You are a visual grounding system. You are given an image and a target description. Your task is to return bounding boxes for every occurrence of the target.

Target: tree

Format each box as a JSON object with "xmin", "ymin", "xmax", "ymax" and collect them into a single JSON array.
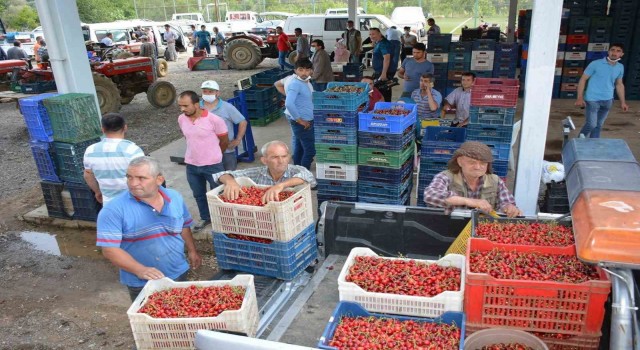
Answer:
[
  {"xmin": 76, "ymin": 0, "xmax": 136, "ymax": 23},
  {"xmin": 1, "ymin": 0, "xmax": 40, "ymax": 31}
]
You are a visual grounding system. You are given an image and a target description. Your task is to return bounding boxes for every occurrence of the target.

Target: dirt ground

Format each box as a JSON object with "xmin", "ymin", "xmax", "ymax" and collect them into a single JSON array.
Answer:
[{"xmin": 0, "ymin": 52, "xmax": 639, "ymax": 349}]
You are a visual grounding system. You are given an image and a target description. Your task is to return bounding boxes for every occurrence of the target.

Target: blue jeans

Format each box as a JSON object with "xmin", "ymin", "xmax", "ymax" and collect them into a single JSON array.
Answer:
[
  {"xmin": 198, "ymin": 42, "xmax": 211, "ymax": 54},
  {"xmin": 312, "ymin": 82, "xmax": 327, "ymax": 91},
  {"xmin": 186, "ymin": 163, "xmax": 224, "ymax": 221},
  {"xmin": 222, "ymin": 151, "xmax": 238, "ymax": 171},
  {"xmin": 389, "ymin": 40, "xmax": 401, "ymax": 74},
  {"xmin": 289, "ymin": 120, "xmax": 316, "ymax": 170},
  {"xmin": 279, "ymin": 51, "xmax": 293, "ymax": 70},
  {"xmin": 579, "ymin": 99, "xmax": 613, "ymax": 138}
]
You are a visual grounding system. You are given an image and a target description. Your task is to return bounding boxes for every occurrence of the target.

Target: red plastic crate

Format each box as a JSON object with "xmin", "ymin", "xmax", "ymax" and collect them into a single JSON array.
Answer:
[
  {"xmin": 465, "ymin": 323, "xmax": 602, "ymax": 350},
  {"xmin": 464, "ymin": 238, "xmax": 611, "ymax": 336},
  {"xmin": 470, "ymin": 78, "xmax": 519, "ymax": 107},
  {"xmin": 566, "ymin": 34, "xmax": 589, "ymax": 44}
]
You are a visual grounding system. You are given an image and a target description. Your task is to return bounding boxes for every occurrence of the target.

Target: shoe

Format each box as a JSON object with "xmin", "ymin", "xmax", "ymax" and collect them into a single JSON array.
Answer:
[{"xmin": 193, "ymin": 219, "xmax": 211, "ymax": 231}]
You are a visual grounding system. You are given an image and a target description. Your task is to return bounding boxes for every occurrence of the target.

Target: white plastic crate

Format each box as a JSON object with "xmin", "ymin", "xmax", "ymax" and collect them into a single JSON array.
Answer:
[
  {"xmin": 338, "ymin": 247, "xmax": 465, "ymax": 318},
  {"xmin": 559, "ymin": 35, "xmax": 567, "ymax": 44},
  {"xmin": 471, "ymin": 59, "xmax": 494, "ymax": 71},
  {"xmin": 206, "ymin": 177, "xmax": 314, "ymax": 241},
  {"xmin": 471, "ymin": 50, "xmax": 495, "ymax": 60},
  {"xmin": 556, "ymin": 51, "xmax": 565, "ymax": 60},
  {"xmin": 127, "ymin": 275, "xmax": 259, "ymax": 350},
  {"xmin": 565, "ymin": 51, "xmax": 586, "ymax": 61},
  {"xmin": 587, "ymin": 43, "xmax": 609, "ymax": 52},
  {"xmin": 316, "ymin": 163, "xmax": 358, "ymax": 181},
  {"xmin": 427, "ymin": 53, "xmax": 448, "ymax": 63}
]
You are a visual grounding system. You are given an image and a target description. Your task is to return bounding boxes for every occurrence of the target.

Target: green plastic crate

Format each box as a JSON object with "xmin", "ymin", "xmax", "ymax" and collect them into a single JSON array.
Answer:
[
  {"xmin": 250, "ymin": 110, "xmax": 282, "ymax": 127},
  {"xmin": 43, "ymin": 93, "xmax": 102, "ymax": 143},
  {"xmin": 358, "ymin": 142, "xmax": 415, "ymax": 168},
  {"xmin": 315, "ymin": 144, "xmax": 358, "ymax": 165}
]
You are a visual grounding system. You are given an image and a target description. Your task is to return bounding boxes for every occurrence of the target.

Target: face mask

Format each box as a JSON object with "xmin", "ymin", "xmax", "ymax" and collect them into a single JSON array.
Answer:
[
  {"xmin": 310, "ymin": 47, "xmax": 317, "ymax": 53},
  {"xmin": 296, "ymin": 75, "xmax": 311, "ymax": 82},
  {"xmin": 202, "ymin": 95, "xmax": 217, "ymax": 103},
  {"xmin": 607, "ymin": 56, "xmax": 621, "ymax": 62}
]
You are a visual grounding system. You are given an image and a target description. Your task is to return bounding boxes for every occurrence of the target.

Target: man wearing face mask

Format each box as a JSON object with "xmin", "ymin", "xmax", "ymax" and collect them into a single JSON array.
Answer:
[
  {"xmin": 285, "ymin": 58, "xmax": 315, "ymax": 170},
  {"xmin": 310, "ymin": 39, "xmax": 333, "ymax": 92},
  {"xmin": 400, "ymin": 27, "xmax": 418, "ymax": 63},
  {"xmin": 575, "ymin": 43, "xmax": 629, "ymax": 138},
  {"xmin": 200, "ymin": 81, "xmax": 248, "ymax": 171}
]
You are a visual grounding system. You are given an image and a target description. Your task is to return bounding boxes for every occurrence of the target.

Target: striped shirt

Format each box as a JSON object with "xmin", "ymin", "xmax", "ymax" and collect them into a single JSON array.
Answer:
[
  {"xmin": 212, "ymin": 164, "xmax": 317, "ymax": 187},
  {"xmin": 83, "ymin": 138, "xmax": 145, "ymax": 203},
  {"xmin": 96, "ymin": 187, "xmax": 193, "ymax": 287},
  {"xmin": 411, "ymin": 88, "xmax": 442, "ymax": 119}
]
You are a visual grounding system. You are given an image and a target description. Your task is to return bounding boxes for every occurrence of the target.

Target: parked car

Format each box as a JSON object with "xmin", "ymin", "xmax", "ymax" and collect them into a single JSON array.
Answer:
[{"xmin": 391, "ymin": 7, "xmax": 427, "ymax": 39}]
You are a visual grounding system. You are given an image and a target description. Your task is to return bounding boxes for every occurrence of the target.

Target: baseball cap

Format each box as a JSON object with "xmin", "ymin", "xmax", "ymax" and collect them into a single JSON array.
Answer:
[{"xmin": 200, "ymin": 80, "xmax": 220, "ymax": 90}]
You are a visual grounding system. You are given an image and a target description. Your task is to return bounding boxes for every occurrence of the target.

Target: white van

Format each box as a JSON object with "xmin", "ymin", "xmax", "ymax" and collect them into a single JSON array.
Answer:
[
  {"xmin": 391, "ymin": 7, "xmax": 427, "ymax": 38},
  {"xmin": 283, "ymin": 14, "xmax": 395, "ymax": 54},
  {"xmin": 171, "ymin": 13, "xmax": 205, "ymax": 22},
  {"xmin": 225, "ymin": 11, "xmax": 264, "ymax": 32},
  {"xmin": 325, "ymin": 7, "xmax": 365, "ymax": 15}
]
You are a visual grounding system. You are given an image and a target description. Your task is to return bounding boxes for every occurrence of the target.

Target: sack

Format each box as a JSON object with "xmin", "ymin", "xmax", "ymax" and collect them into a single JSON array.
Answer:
[{"xmin": 541, "ymin": 160, "xmax": 565, "ymax": 183}]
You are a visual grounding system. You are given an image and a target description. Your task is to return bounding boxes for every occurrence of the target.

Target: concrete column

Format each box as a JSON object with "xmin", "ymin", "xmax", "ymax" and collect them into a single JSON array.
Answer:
[
  {"xmin": 348, "ymin": 0, "xmax": 358, "ymax": 23},
  {"xmin": 507, "ymin": 0, "xmax": 518, "ymax": 43},
  {"xmin": 34, "ymin": 0, "xmax": 99, "ymax": 111},
  {"xmin": 513, "ymin": 0, "xmax": 563, "ymax": 215}
]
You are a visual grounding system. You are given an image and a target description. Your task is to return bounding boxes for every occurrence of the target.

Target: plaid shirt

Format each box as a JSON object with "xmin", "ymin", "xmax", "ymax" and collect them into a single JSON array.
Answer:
[
  {"xmin": 423, "ymin": 172, "xmax": 515, "ymax": 212},
  {"xmin": 213, "ymin": 165, "xmax": 317, "ymax": 187}
]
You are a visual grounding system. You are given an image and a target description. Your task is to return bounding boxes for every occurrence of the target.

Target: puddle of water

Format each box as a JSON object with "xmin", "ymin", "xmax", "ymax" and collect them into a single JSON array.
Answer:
[{"xmin": 19, "ymin": 230, "xmax": 103, "ymax": 258}]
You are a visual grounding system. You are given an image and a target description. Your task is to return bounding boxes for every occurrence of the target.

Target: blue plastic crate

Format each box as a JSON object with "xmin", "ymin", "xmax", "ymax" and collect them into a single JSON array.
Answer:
[
  {"xmin": 472, "ymin": 70, "xmax": 493, "ymax": 78},
  {"xmin": 317, "ymin": 194, "xmax": 358, "ymax": 204},
  {"xmin": 427, "ymin": 34, "xmax": 452, "ymax": 52},
  {"xmin": 65, "ymin": 181, "xmax": 101, "ymax": 221},
  {"xmin": 318, "ymin": 302, "xmax": 465, "ymax": 350},
  {"xmin": 21, "ymin": 81, "xmax": 57, "ymax": 94},
  {"xmin": 560, "ymin": 91, "xmax": 578, "ymax": 99},
  {"xmin": 449, "ymin": 41, "xmax": 473, "ymax": 53},
  {"xmin": 422, "ymin": 141, "xmax": 463, "ymax": 159},
  {"xmin": 493, "ymin": 159, "xmax": 509, "ymax": 177},
  {"xmin": 448, "ymin": 52, "xmax": 472, "ymax": 63},
  {"xmin": 562, "ymin": 75, "xmax": 580, "ymax": 84},
  {"xmin": 448, "ymin": 61, "xmax": 471, "ymax": 71},
  {"xmin": 424, "ymin": 126, "xmax": 466, "ymax": 142},
  {"xmin": 313, "ymin": 110, "xmax": 358, "ymax": 128},
  {"xmin": 342, "ymin": 63, "xmax": 364, "ymax": 78},
  {"xmin": 466, "ymin": 124, "xmax": 513, "ymax": 143},
  {"xmin": 246, "ymin": 103, "xmax": 278, "ymax": 119},
  {"xmin": 19, "ymin": 93, "xmax": 58, "ymax": 142},
  {"xmin": 251, "ymin": 69, "xmax": 292, "ymax": 85},
  {"xmin": 566, "ymin": 43, "xmax": 588, "ymax": 52},
  {"xmin": 359, "ymin": 187, "xmax": 411, "ymax": 206},
  {"xmin": 30, "ymin": 141, "xmax": 60, "ymax": 182},
  {"xmin": 495, "ymin": 42, "xmax": 519, "ymax": 56},
  {"xmin": 40, "ymin": 181, "xmax": 69, "ymax": 219},
  {"xmin": 484, "ymin": 141, "xmax": 511, "ymax": 161},
  {"xmin": 563, "ymin": 59, "xmax": 585, "ymax": 68},
  {"xmin": 234, "ymin": 86, "xmax": 277, "ymax": 103},
  {"xmin": 586, "ymin": 51, "xmax": 607, "ymax": 60},
  {"xmin": 53, "ymin": 138, "xmax": 100, "ymax": 183},
  {"xmin": 357, "ymin": 126, "xmax": 413, "ymax": 150},
  {"xmin": 358, "ymin": 102, "xmax": 417, "ymax": 134},
  {"xmin": 468, "ymin": 106, "xmax": 516, "ymax": 126},
  {"xmin": 314, "ymin": 126, "xmax": 358, "ymax": 145},
  {"xmin": 213, "ymin": 223, "xmax": 317, "ymax": 280},
  {"xmin": 313, "ymin": 82, "xmax": 370, "ymax": 111},
  {"xmin": 316, "ymin": 179, "xmax": 358, "ymax": 197},
  {"xmin": 358, "ymin": 173, "xmax": 412, "ymax": 197},
  {"xmin": 357, "ymin": 158, "xmax": 413, "ymax": 183},
  {"xmin": 420, "ymin": 157, "xmax": 450, "ymax": 178},
  {"xmin": 472, "ymin": 39, "xmax": 497, "ymax": 51}
]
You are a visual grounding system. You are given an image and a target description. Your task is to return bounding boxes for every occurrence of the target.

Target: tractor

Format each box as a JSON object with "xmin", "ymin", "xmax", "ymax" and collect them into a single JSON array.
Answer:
[
  {"xmin": 0, "ymin": 59, "xmax": 29, "ymax": 91},
  {"xmin": 223, "ymin": 31, "xmax": 306, "ymax": 70}
]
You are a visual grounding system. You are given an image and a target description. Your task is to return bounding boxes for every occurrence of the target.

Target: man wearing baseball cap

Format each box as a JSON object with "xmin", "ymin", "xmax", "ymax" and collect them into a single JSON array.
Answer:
[
  {"xmin": 423, "ymin": 141, "xmax": 522, "ymax": 217},
  {"xmin": 200, "ymin": 80, "xmax": 248, "ymax": 171}
]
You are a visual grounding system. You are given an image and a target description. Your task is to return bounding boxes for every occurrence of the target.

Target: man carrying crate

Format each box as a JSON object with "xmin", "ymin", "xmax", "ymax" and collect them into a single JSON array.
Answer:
[{"xmin": 213, "ymin": 141, "xmax": 316, "ymax": 203}]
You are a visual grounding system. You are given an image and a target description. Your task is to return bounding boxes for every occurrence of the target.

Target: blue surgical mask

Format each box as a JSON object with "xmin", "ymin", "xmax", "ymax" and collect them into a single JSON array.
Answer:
[{"xmin": 310, "ymin": 47, "xmax": 317, "ymax": 53}]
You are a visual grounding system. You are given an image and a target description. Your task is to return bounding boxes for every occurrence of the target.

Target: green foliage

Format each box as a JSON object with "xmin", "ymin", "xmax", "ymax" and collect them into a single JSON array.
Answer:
[
  {"xmin": 1, "ymin": 0, "xmax": 39, "ymax": 31},
  {"xmin": 76, "ymin": 0, "xmax": 136, "ymax": 23}
]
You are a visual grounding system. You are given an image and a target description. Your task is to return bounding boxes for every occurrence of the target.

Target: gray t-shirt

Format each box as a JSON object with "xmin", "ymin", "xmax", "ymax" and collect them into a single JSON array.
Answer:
[
  {"xmin": 297, "ymin": 36, "xmax": 310, "ymax": 59},
  {"xmin": 401, "ymin": 59, "xmax": 435, "ymax": 92},
  {"xmin": 7, "ymin": 47, "xmax": 28, "ymax": 60},
  {"xmin": 201, "ymin": 100, "xmax": 246, "ymax": 153},
  {"xmin": 445, "ymin": 87, "xmax": 472, "ymax": 124}
]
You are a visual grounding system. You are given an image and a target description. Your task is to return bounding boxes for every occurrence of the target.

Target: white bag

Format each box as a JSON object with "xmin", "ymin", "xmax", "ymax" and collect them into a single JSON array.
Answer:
[{"xmin": 541, "ymin": 160, "xmax": 565, "ymax": 183}]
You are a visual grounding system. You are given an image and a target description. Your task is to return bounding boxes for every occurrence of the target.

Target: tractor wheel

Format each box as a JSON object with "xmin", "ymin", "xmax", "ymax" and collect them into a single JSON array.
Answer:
[
  {"xmin": 147, "ymin": 81, "xmax": 176, "ymax": 109},
  {"xmin": 288, "ymin": 51, "xmax": 298, "ymax": 65},
  {"xmin": 223, "ymin": 38, "xmax": 262, "ymax": 70},
  {"xmin": 120, "ymin": 95, "xmax": 135, "ymax": 105},
  {"xmin": 93, "ymin": 72, "xmax": 121, "ymax": 114},
  {"xmin": 157, "ymin": 58, "xmax": 168, "ymax": 77}
]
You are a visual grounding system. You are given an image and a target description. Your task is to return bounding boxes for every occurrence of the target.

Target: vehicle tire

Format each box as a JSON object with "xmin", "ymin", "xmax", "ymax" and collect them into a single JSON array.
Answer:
[
  {"xmin": 223, "ymin": 38, "xmax": 262, "ymax": 70},
  {"xmin": 93, "ymin": 72, "xmax": 121, "ymax": 114},
  {"xmin": 156, "ymin": 58, "xmax": 169, "ymax": 77},
  {"xmin": 147, "ymin": 80, "xmax": 176, "ymax": 109},
  {"xmin": 120, "ymin": 95, "xmax": 135, "ymax": 105},
  {"xmin": 288, "ymin": 51, "xmax": 297, "ymax": 65}
]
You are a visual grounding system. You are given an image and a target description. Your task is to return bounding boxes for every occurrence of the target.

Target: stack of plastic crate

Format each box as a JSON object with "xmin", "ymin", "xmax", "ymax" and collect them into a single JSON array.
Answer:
[
  {"xmin": 357, "ymin": 102, "xmax": 416, "ymax": 206},
  {"xmin": 492, "ymin": 43, "xmax": 518, "ymax": 79},
  {"xmin": 416, "ymin": 126, "xmax": 466, "ymax": 206},
  {"xmin": 313, "ymin": 82, "xmax": 369, "ymax": 204},
  {"xmin": 43, "ymin": 93, "xmax": 102, "ymax": 221},
  {"xmin": 467, "ymin": 78, "xmax": 519, "ymax": 179},
  {"xmin": 471, "ymin": 39, "xmax": 496, "ymax": 79},
  {"xmin": 341, "ymin": 63, "xmax": 364, "ymax": 82},
  {"xmin": 586, "ymin": 17, "xmax": 612, "ymax": 66},
  {"xmin": 446, "ymin": 41, "xmax": 472, "ymax": 96},
  {"xmin": 234, "ymin": 85, "xmax": 281, "ymax": 126},
  {"xmin": 561, "ymin": 16, "xmax": 589, "ymax": 99},
  {"xmin": 207, "ymin": 177, "xmax": 317, "ymax": 280},
  {"xmin": 609, "ymin": 0, "xmax": 637, "ymax": 52},
  {"xmin": 427, "ymin": 34, "xmax": 452, "ymax": 96}
]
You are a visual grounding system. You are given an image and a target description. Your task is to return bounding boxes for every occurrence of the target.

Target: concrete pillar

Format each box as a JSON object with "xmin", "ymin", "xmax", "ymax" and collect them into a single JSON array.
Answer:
[
  {"xmin": 507, "ymin": 0, "xmax": 518, "ymax": 43},
  {"xmin": 348, "ymin": 0, "xmax": 358, "ymax": 23}
]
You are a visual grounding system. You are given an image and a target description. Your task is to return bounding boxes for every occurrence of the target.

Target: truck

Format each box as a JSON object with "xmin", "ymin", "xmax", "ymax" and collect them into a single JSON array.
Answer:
[{"xmin": 171, "ymin": 12, "xmax": 206, "ymax": 23}]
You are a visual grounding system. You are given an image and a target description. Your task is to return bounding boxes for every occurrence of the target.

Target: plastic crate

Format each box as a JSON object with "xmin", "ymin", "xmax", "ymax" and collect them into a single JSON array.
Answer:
[
  {"xmin": 315, "ymin": 144, "xmax": 358, "ymax": 165},
  {"xmin": 42, "ymin": 93, "xmax": 102, "ymax": 144},
  {"xmin": 65, "ymin": 182, "xmax": 101, "ymax": 221},
  {"xmin": 419, "ymin": 158, "xmax": 449, "ymax": 180},
  {"xmin": 427, "ymin": 34, "xmax": 453, "ymax": 52},
  {"xmin": 534, "ymin": 330, "xmax": 602, "ymax": 350},
  {"xmin": 315, "ymin": 163, "xmax": 357, "ymax": 181},
  {"xmin": 464, "ymin": 238, "xmax": 611, "ymax": 335},
  {"xmin": 358, "ymin": 177, "xmax": 412, "ymax": 199},
  {"xmin": 465, "ymin": 124, "xmax": 512, "ymax": 144},
  {"xmin": 317, "ymin": 194, "xmax": 358, "ymax": 204},
  {"xmin": 448, "ymin": 52, "xmax": 472, "ymax": 63},
  {"xmin": 213, "ymin": 224, "xmax": 317, "ymax": 280},
  {"xmin": 471, "ymin": 212, "xmax": 573, "ymax": 248},
  {"xmin": 342, "ymin": 63, "xmax": 363, "ymax": 78},
  {"xmin": 565, "ymin": 51, "xmax": 586, "ymax": 61},
  {"xmin": 20, "ymin": 81, "xmax": 57, "ymax": 94},
  {"xmin": 246, "ymin": 103, "xmax": 278, "ymax": 119},
  {"xmin": 422, "ymin": 141, "xmax": 462, "ymax": 159},
  {"xmin": 563, "ymin": 59, "xmax": 585, "ymax": 68},
  {"xmin": 449, "ymin": 41, "xmax": 473, "ymax": 52},
  {"xmin": 127, "ymin": 276, "xmax": 259, "ymax": 349},
  {"xmin": 567, "ymin": 34, "xmax": 589, "ymax": 44},
  {"xmin": 337, "ymin": 247, "xmax": 465, "ymax": 317},
  {"xmin": 587, "ymin": 43, "xmax": 609, "ymax": 52},
  {"xmin": 234, "ymin": 86, "xmax": 277, "ymax": 104},
  {"xmin": 427, "ymin": 53, "xmax": 448, "ymax": 63},
  {"xmin": 19, "ymin": 93, "xmax": 58, "ymax": 142},
  {"xmin": 206, "ymin": 177, "xmax": 314, "ymax": 241},
  {"xmin": 313, "ymin": 110, "xmax": 358, "ymax": 128},
  {"xmin": 357, "ymin": 158, "xmax": 413, "ymax": 183},
  {"xmin": 40, "ymin": 181, "xmax": 69, "ymax": 219},
  {"xmin": 471, "ymin": 78, "xmax": 519, "ymax": 107},
  {"xmin": 358, "ymin": 142, "xmax": 414, "ymax": 168},
  {"xmin": 314, "ymin": 126, "xmax": 357, "ymax": 145},
  {"xmin": 358, "ymin": 102, "xmax": 417, "ymax": 134},
  {"xmin": 317, "ymin": 179, "xmax": 358, "ymax": 197},
  {"xmin": 318, "ymin": 302, "xmax": 465, "ymax": 350},
  {"xmin": 469, "ymin": 106, "xmax": 516, "ymax": 126},
  {"xmin": 560, "ymin": 91, "xmax": 578, "ymax": 99},
  {"xmin": 566, "ymin": 43, "xmax": 588, "ymax": 52},
  {"xmin": 52, "ymin": 138, "xmax": 100, "ymax": 183},
  {"xmin": 357, "ymin": 126, "xmax": 413, "ymax": 150},
  {"xmin": 568, "ymin": 16, "xmax": 590, "ymax": 34},
  {"xmin": 358, "ymin": 188, "xmax": 411, "ymax": 205},
  {"xmin": 424, "ymin": 126, "xmax": 467, "ymax": 142},
  {"xmin": 30, "ymin": 141, "xmax": 60, "ymax": 182},
  {"xmin": 482, "ymin": 141, "xmax": 511, "ymax": 161},
  {"xmin": 249, "ymin": 110, "xmax": 282, "ymax": 127},
  {"xmin": 312, "ymin": 82, "xmax": 369, "ymax": 111},
  {"xmin": 586, "ymin": 51, "xmax": 607, "ymax": 60},
  {"xmin": 471, "ymin": 50, "xmax": 495, "ymax": 61},
  {"xmin": 448, "ymin": 65, "xmax": 469, "ymax": 76},
  {"xmin": 472, "ymin": 39, "xmax": 497, "ymax": 51}
]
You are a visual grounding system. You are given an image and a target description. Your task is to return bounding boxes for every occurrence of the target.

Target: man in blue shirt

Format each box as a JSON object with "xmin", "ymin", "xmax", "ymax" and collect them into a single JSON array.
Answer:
[
  {"xmin": 398, "ymin": 43, "xmax": 435, "ymax": 98},
  {"xmin": 97, "ymin": 156, "xmax": 202, "ymax": 301},
  {"xmin": 575, "ymin": 43, "xmax": 629, "ymax": 138},
  {"xmin": 285, "ymin": 58, "xmax": 315, "ymax": 170},
  {"xmin": 370, "ymin": 28, "xmax": 392, "ymax": 81},
  {"xmin": 194, "ymin": 25, "xmax": 211, "ymax": 54}
]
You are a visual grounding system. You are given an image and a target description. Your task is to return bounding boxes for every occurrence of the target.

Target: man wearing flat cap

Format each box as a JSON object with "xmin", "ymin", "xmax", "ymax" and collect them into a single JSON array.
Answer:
[{"xmin": 423, "ymin": 141, "xmax": 522, "ymax": 217}]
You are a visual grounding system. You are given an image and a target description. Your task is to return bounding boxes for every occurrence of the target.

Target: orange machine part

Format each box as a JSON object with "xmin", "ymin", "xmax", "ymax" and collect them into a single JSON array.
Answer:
[{"xmin": 572, "ymin": 189, "xmax": 640, "ymax": 265}]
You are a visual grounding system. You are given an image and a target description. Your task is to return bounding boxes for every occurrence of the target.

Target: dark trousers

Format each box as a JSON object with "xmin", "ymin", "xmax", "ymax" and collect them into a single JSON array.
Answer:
[
  {"xmin": 400, "ymin": 47, "xmax": 413, "ymax": 63},
  {"xmin": 128, "ymin": 271, "xmax": 189, "ymax": 302},
  {"xmin": 186, "ymin": 163, "xmax": 224, "ymax": 221}
]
